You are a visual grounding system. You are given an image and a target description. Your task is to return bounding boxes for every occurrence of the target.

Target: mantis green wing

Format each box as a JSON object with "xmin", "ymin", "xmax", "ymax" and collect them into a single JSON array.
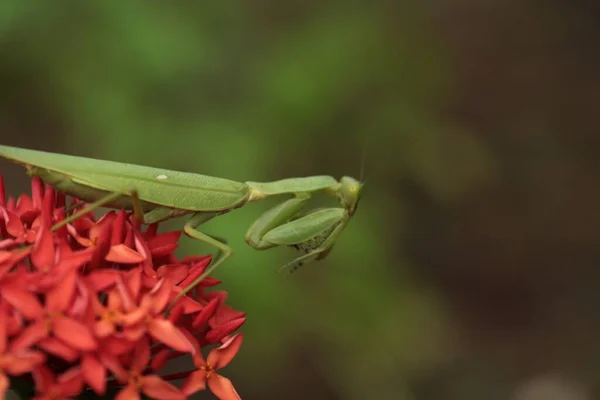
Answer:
[{"xmin": 0, "ymin": 144, "xmax": 250, "ymax": 211}]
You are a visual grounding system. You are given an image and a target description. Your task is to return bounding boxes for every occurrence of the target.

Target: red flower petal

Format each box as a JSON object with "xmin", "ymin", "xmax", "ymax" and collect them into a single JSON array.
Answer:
[
  {"xmin": 32, "ymin": 365, "xmax": 53, "ymax": 393},
  {"xmin": 150, "ymin": 243, "xmax": 179, "ymax": 257},
  {"xmin": 42, "ymin": 184, "xmax": 55, "ymax": 228},
  {"xmin": 69, "ymin": 279, "xmax": 89, "ymax": 317},
  {"xmin": 148, "ymin": 318, "xmax": 193, "ymax": 353},
  {"xmin": 1, "ymin": 208, "xmax": 24, "ymax": 238},
  {"xmin": 110, "ymin": 210, "xmax": 127, "ymax": 246},
  {"xmin": 31, "ymin": 176, "xmax": 44, "ymax": 210},
  {"xmin": 211, "ymin": 334, "xmax": 243, "ymax": 365},
  {"xmin": 121, "ymin": 306, "xmax": 146, "ymax": 327},
  {"xmin": 116, "ymin": 384, "xmax": 140, "ymax": 400},
  {"xmin": 106, "ymin": 244, "xmax": 145, "ymax": 264},
  {"xmin": 147, "ymin": 230, "xmax": 180, "ymax": 247},
  {"xmin": 156, "ymin": 264, "xmax": 189, "ymax": 285},
  {"xmin": 54, "ymin": 190, "xmax": 66, "ymax": 209},
  {"xmin": 53, "ymin": 317, "xmax": 97, "ymax": 351},
  {"xmin": 1, "ymin": 286, "xmax": 44, "ymax": 319},
  {"xmin": 0, "ymin": 251, "xmax": 11, "ymax": 265},
  {"xmin": 5, "ymin": 197, "xmax": 14, "ymax": 212},
  {"xmin": 56, "ymin": 366, "xmax": 85, "ymax": 397},
  {"xmin": 142, "ymin": 375, "xmax": 186, "ymax": 400},
  {"xmin": 0, "ymin": 249, "xmax": 29, "ymax": 282},
  {"xmin": 178, "ymin": 257, "xmax": 212, "ymax": 288},
  {"xmin": 82, "ymin": 354, "xmax": 106, "ymax": 395},
  {"xmin": 192, "ymin": 297, "xmax": 220, "ymax": 328},
  {"xmin": 134, "ymin": 231, "xmax": 152, "ymax": 268},
  {"xmin": 206, "ymin": 317, "xmax": 246, "ymax": 345},
  {"xmin": 87, "ymin": 221, "xmax": 112, "ymax": 270},
  {"xmin": 99, "ymin": 353, "xmax": 129, "ymax": 382},
  {"xmin": 16, "ymin": 193, "xmax": 32, "ymax": 212},
  {"xmin": 24, "ymin": 228, "xmax": 38, "ymax": 244},
  {"xmin": 208, "ymin": 373, "xmax": 242, "ymax": 400},
  {"xmin": 0, "ymin": 374, "xmax": 6, "ymax": 400},
  {"xmin": 0, "ymin": 238, "xmax": 16, "ymax": 251},
  {"xmin": 124, "ymin": 267, "xmax": 142, "ymax": 301},
  {"xmin": 147, "ymin": 230, "xmax": 181, "ymax": 252},
  {"xmin": 10, "ymin": 321, "xmax": 48, "ymax": 350},
  {"xmin": 0, "ymin": 176, "xmax": 5, "ymax": 207},
  {"xmin": 123, "ymin": 226, "xmax": 134, "ymax": 248},
  {"xmin": 16, "ymin": 194, "xmax": 36, "ymax": 222},
  {"xmin": 0, "ymin": 310, "xmax": 6, "ymax": 354},
  {"xmin": 46, "ymin": 270, "xmax": 76, "ymax": 313},
  {"xmin": 57, "ymin": 247, "xmax": 94, "ymax": 272},
  {"xmin": 2, "ymin": 351, "xmax": 45, "ymax": 375},
  {"xmin": 37, "ymin": 337, "xmax": 80, "ymax": 362},
  {"xmin": 84, "ymin": 270, "xmax": 119, "ymax": 292},
  {"xmin": 210, "ymin": 303, "xmax": 247, "ymax": 327},
  {"xmin": 67, "ymin": 224, "xmax": 94, "ymax": 247},
  {"xmin": 92, "ymin": 212, "xmax": 117, "ymax": 243},
  {"xmin": 143, "ymin": 223, "xmax": 159, "ymax": 239},
  {"xmin": 181, "ymin": 369, "xmax": 207, "ymax": 396},
  {"xmin": 116, "ymin": 275, "xmax": 136, "ymax": 312},
  {"xmin": 6, "ymin": 308, "xmax": 23, "ymax": 336},
  {"xmin": 149, "ymin": 279, "xmax": 172, "ymax": 315},
  {"xmin": 123, "ymin": 324, "xmax": 146, "ymax": 342},
  {"xmin": 169, "ymin": 291, "xmax": 203, "ymax": 314},
  {"xmin": 94, "ymin": 319, "xmax": 115, "ymax": 338},
  {"xmin": 150, "ymin": 348, "xmax": 171, "ymax": 372},
  {"xmin": 102, "ymin": 336, "xmax": 135, "ymax": 357},
  {"xmin": 180, "ymin": 255, "xmax": 211, "ymax": 265},
  {"xmin": 52, "ymin": 210, "xmax": 68, "ymax": 241},
  {"xmin": 199, "ymin": 277, "xmax": 222, "ymax": 287},
  {"xmin": 208, "ymin": 334, "xmax": 243, "ymax": 370},
  {"xmin": 131, "ymin": 337, "xmax": 150, "ymax": 373},
  {"xmin": 31, "ymin": 226, "xmax": 55, "ymax": 269},
  {"xmin": 69, "ymin": 201, "xmax": 96, "ymax": 225}
]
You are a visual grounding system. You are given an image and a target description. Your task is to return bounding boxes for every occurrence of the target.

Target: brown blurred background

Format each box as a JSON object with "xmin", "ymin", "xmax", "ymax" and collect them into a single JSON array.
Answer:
[{"xmin": 0, "ymin": 1, "xmax": 599, "ymax": 399}]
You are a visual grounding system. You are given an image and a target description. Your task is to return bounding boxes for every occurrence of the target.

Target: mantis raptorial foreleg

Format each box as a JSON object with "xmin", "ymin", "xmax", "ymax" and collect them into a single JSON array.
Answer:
[
  {"xmin": 245, "ymin": 196, "xmax": 349, "ymax": 274},
  {"xmin": 275, "ymin": 215, "xmax": 348, "ymax": 273},
  {"xmin": 245, "ymin": 195, "xmax": 310, "ymax": 250}
]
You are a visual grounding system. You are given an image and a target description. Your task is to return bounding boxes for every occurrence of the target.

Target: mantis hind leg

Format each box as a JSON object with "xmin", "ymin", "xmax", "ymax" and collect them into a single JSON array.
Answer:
[
  {"xmin": 170, "ymin": 212, "xmax": 232, "ymax": 304},
  {"xmin": 51, "ymin": 190, "xmax": 140, "ymax": 231}
]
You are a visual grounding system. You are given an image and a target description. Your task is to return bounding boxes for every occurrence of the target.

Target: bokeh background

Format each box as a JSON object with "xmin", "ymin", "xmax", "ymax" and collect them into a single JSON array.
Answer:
[{"xmin": 1, "ymin": 1, "xmax": 599, "ymax": 399}]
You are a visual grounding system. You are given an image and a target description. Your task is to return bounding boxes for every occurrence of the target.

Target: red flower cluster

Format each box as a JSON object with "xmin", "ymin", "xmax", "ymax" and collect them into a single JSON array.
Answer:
[{"xmin": 0, "ymin": 176, "xmax": 245, "ymax": 399}]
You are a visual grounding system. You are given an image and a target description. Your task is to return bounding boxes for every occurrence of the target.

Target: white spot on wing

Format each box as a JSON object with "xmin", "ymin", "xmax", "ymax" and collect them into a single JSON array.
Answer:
[{"xmin": 156, "ymin": 174, "xmax": 168, "ymax": 180}]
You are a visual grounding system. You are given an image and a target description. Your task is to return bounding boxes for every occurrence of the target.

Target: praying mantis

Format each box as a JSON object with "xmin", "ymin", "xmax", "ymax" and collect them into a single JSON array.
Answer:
[{"xmin": 0, "ymin": 144, "xmax": 362, "ymax": 300}]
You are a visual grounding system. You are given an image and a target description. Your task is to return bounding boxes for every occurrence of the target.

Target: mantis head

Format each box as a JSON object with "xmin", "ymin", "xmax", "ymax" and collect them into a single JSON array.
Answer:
[{"xmin": 339, "ymin": 176, "xmax": 363, "ymax": 216}]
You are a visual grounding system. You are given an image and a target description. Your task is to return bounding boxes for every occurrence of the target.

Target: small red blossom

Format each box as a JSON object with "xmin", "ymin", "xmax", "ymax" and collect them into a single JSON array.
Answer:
[
  {"xmin": 181, "ymin": 333, "xmax": 243, "ymax": 400},
  {"xmin": 0, "ymin": 306, "xmax": 45, "ymax": 399},
  {"xmin": 0, "ymin": 175, "xmax": 245, "ymax": 399},
  {"xmin": 32, "ymin": 365, "xmax": 85, "ymax": 400},
  {"xmin": 106, "ymin": 337, "xmax": 185, "ymax": 400}
]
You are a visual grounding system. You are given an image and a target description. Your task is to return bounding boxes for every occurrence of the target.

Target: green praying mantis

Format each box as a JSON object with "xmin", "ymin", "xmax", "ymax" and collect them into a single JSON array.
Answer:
[{"xmin": 0, "ymin": 144, "xmax": 362, "ymax": 301}]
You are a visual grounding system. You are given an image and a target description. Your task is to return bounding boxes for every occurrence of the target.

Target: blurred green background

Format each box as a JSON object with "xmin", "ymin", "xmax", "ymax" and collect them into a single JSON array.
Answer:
[{"xmin": 1, "ymin": 1, "xmax": 599, "ymax": 399}]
